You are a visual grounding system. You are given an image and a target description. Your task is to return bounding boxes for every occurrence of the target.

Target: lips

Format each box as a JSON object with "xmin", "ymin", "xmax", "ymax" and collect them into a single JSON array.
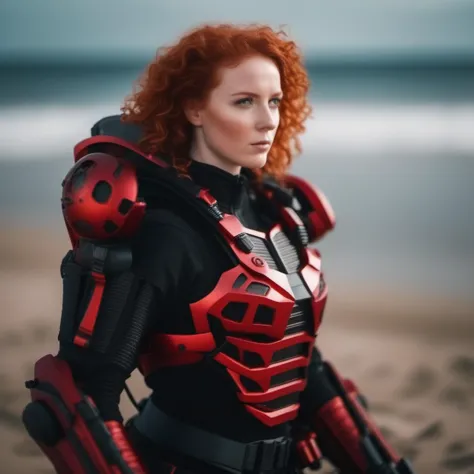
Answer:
[{"xmin": 251, "ymin": 141, "xmax": 271, "ymax": 145}]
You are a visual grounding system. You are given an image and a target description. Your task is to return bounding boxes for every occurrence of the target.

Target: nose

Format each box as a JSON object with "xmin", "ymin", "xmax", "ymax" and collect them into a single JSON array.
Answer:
[{"xmin": 256, "ymin": 105, "xmax": 278, "ymax": 132}]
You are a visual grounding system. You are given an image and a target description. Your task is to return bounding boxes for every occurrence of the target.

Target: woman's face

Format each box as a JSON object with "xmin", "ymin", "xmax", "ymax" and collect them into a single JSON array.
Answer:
[{"xmin": 186, "ymin": 55, "xmax": 282, "ymax": 174}]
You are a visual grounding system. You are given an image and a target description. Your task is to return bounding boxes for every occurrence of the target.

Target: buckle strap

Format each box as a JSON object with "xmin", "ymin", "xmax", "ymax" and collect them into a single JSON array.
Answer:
[
  {"xmin": 133, "ymin": 400, "xmax": 293, "ymax": 473},
  {"xmin": 243, "ymin": 437, "xmax": 292, "ymax": 472}
]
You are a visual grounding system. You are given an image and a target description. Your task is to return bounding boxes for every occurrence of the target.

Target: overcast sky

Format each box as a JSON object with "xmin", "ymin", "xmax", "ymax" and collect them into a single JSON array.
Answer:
[{"xmin": 1, "ymin": 0, "xmax": 474, "ymax": 60}]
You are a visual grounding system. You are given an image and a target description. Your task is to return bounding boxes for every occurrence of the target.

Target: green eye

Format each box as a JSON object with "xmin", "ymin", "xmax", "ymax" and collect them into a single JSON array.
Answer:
[
  {"xmin": 236, "ymin": 97, "xmax": 253, "ymax": 105},
  {"xmin": 270, "ymin": 98, "xmax": 281, "ymax": 106}
]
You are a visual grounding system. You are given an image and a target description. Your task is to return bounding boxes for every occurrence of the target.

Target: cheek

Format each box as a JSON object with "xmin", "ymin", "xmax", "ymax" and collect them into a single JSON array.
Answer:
[{"xmin": 208, "ymin": 108, "xmax": 251, "ymax": 144}]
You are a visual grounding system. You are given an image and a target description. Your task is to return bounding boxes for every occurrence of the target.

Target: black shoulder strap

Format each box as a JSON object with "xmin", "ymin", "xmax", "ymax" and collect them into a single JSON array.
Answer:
[{"xmin": 137, "ymin": 171, "xmax": 241, "ymax": 266}]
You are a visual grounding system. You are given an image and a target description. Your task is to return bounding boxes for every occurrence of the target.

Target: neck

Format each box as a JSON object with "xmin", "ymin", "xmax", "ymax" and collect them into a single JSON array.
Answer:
[{"xmin": 187, "ymin": 160, "xmax": 248, "ymax": 215}]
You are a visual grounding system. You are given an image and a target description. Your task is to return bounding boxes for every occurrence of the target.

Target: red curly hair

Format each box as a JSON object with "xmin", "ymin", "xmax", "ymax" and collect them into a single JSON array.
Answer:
[{"xmin": 121, "ymin": 23, "xmax": 312, "ymax": 182}]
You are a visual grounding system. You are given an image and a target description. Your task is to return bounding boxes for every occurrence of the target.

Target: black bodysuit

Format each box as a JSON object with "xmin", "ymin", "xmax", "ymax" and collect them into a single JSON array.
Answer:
[{"xmin": 58, "ymin": 160, "xmax": 338, "ymax": 472}]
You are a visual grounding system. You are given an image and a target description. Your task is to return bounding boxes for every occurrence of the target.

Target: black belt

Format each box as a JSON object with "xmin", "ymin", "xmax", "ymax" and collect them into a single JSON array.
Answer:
[{"xmin": 131, "ymin": 399, "xmax": 294, "ymax": 473}]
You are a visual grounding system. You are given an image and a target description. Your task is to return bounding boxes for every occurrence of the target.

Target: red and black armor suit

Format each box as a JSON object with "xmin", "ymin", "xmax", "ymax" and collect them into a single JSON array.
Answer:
[{"xmin": 22, "ymin": 116, "xmax": 415, "ymax": 474}]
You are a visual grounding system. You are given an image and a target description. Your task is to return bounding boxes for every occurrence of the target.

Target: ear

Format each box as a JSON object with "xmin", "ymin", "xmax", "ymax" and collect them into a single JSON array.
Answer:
[{"xmin": 184, "ymin": 100, "xmax": 203, "ymax": 127}]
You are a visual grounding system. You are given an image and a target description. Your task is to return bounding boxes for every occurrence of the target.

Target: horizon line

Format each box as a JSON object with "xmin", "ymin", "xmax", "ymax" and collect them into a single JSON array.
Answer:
[{"xmin": 2, "ymin": 52, "xmax": 474, "ymax": 69}]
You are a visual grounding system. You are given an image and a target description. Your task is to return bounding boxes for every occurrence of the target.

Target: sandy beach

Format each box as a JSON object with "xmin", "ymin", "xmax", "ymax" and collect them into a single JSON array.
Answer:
[{"xmin": 1, "ymin": 226, "xmax": 473, "ymax": 474}]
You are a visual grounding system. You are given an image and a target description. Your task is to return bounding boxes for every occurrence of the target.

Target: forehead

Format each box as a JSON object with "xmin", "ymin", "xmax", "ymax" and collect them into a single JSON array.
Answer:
[{"xmin": 215, "ymin": 55, "xmax": 281, "ymax": 93}]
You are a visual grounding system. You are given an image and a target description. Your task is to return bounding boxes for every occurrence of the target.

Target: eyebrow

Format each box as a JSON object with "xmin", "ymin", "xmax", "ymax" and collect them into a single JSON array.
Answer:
[{"xmin": 231, "ymin": 91, "xmax": 283, "ymax": 97}]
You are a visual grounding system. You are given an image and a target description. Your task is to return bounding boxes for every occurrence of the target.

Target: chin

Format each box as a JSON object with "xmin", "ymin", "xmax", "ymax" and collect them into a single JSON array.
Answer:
[{"xmin": 241, "ymin": 153, "xmax": 268, "ymax": 170}]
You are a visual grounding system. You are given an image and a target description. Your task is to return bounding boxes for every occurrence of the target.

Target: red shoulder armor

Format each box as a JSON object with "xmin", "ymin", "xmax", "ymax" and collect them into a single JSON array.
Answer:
[
  {"xmin": 62, "ymin": 152, "xmax": 146, "ymax": 249},
  {"xmin": 63, "ymin": 135, "xmax": 169, "ymax": 248},
  {"xmin": 284, "ymin": 175, "xmax": 336, "ymax": 243}
]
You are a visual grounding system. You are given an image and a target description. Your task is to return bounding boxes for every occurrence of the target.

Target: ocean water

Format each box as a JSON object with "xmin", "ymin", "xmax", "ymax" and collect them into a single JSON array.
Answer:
[{"xmin": 1, "ymin": 62, "xmax": 473, "ymax": 298}]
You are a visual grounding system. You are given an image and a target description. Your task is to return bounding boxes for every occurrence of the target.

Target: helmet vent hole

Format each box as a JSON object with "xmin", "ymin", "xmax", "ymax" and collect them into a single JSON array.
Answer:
[
  {"xmin": 92, "ymin": 181, "xmax": 112, "ymax": 203},
  {"xmin": 118, "ymin": 198, "xmax": 133, "ymax": 215}
]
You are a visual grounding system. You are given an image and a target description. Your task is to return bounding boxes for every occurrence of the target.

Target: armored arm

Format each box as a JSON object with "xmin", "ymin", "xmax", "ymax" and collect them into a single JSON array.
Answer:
[
  {"xmin": 23, "ymin": 242, "xmax": 154, "ymax": 474},
  {"xmin": 314, "ymin": 360, "xmax": 414, "ymax": 474},
  {"xmin": 298, "ymin": 349, "xmax": 415, "ymax": 474},
  {"xmin": 22, "ymin": 152, "xmax": 150, "ymax": 474}
]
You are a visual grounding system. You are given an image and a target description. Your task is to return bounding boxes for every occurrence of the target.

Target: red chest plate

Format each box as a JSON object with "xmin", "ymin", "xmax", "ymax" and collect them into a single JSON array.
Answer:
[{"xmin": 139, "ymin": 212, "xmax": 328, "ymax": 427}]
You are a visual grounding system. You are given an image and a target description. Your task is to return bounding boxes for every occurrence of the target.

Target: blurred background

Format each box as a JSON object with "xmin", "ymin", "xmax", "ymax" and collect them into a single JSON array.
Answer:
[{"xmin": 0, "ymin": 1, "xmax": 473, "ymax": 473}]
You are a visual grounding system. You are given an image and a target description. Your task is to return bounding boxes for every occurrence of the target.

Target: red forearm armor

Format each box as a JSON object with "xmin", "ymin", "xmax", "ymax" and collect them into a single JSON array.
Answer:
[
  {"xmin": 310, "ymin": 362, "xmax": 414, "ymax": 474},
  {"xmin": 22, "ymin": 355, "xmax": 147, "ymax": 474}
]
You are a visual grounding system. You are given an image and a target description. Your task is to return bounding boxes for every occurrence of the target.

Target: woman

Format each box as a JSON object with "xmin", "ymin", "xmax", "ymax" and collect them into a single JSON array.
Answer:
[{"xmin": 22, "ymin": 24, "xmax": 413, "ymax": 474}]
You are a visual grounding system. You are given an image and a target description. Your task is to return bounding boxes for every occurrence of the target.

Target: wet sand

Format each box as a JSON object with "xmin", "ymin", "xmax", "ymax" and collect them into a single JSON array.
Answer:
[{"xmin": 1, "ymin": 226, "xmax": 473, "ymax": 474}]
